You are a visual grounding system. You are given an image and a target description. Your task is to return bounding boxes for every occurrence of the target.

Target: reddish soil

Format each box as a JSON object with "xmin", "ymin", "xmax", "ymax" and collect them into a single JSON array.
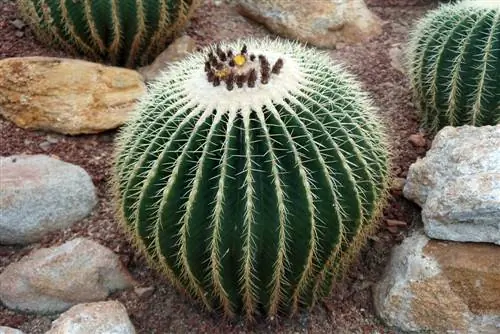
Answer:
[{"xmin": 1, "ymin": 0, "xmax": 438, "ymax": 333}]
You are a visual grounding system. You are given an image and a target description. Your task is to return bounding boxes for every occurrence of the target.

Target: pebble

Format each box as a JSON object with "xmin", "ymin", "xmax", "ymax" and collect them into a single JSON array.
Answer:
[
  {"xmin": 386, "ymin": 219, "xmax": 407, "ymax": 227},
  {"xmin": 10, "ymin": 19, "xmax": 25, "ymax": 30},
  {"xmin": 408, "ymin": 133, "xmax": 426, "ymax": 147},
  {"xmin": 391, "ymin": 177, "xmax": 406, "ymax": 193},
  {"xmin": 38, "ymin": 141, "xmax": 52, "ymax": 151},
  {"xmin": 134, "ymin": 286, "xmax": 155, "ymax": 299}
]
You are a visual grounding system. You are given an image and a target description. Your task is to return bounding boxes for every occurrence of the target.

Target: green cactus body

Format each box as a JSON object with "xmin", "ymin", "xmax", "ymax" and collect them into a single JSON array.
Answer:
[
  {"xmin": 17, "ymin": 0, "xmax": 199, "ymax": 67},
  {"xmin": 405, "ymin": 0, "xmax": 500, "ymax": 133},
  {"xmin": 112, "ymin": 38, "xmax": 390, "ymax": 319}
]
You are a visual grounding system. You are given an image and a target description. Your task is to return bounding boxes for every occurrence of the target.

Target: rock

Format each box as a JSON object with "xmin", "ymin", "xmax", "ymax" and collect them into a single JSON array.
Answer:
[
  {"xmin": 385, "ymin": 219, "xmax": 407, "ymax": 234},
  {"xmin": 134, "ymin": 286, "xmax": 155, "ymax": 299},
  {"xmin": 390, "ymin": 177, "xmax": 406, "ymax": 193},
  {"xmin": 46, "ymin": 301, "xmax": 136, "ymax": 334},
  {"xmin": 236, "ymin": 0, "xmax": 382, "ymax": 48},
  {"xmin": 404, "ymin": 125, "xmax": 500, "ymax": 244},
  {"xmin": 0, "ymin": 155, "xmax": 97, "ymax": 245},
  {"xmin": 0, "ymin": 238, "xmax": 136, "ymax": 314},
  {"xmin": 408, "ymin": 133, "xmax": 426, "ymax": 147},
  {"xmin": 0, "ymin": 57, "xmax": 146, "ymax": 135},
  {"xmin": 10, "ymin": 19, "xmax": 25, "ymax": 30},
  {"xmin": 138, "ymin": 35, "xmax": 197, "ymax": 82},
  {"xmin": 389, "ymin": 44, "xmax": 404, "ymax": 73},
  {"xmin": 373, "ymin": 230, "xmax": 500, "ymax": 333},
  {"xmin": 38, "ymin": 141, "xmax": 52, "ymax": 151},
  {"xmin": 385, "ymin": 219, "xmax": 407, "ymax": 227},
  {"xmin": 0, "ymin": 327, "xmax": 25, "ymax": 334}
]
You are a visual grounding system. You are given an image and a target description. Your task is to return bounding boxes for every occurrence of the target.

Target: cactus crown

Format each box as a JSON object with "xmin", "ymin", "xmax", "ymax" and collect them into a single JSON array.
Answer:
[
  {"xmin": 17, "ymin": 0, "xmax": 200, "ymax": 68},
  {"xmin": 459, "ymin": 0, "xmax": 500, "ymax": 9},
  {"xmin": 203, "ymin": 43, "xmax": 284, "ymax": 89},
  {"xmin": 113, "ymin": 37, "xmax": 390, "ymax": 320},
  {"xmin": 168, "ymin": 39, "xmax": 305, "ymax": 115},
  {"xmin": 405, "ymin": 0, "xmax": 500, "ymax": 133}
]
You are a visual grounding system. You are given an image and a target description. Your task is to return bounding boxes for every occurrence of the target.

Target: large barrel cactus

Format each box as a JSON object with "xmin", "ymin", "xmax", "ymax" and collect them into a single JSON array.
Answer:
[
  {"xmin": 405, "ymin": 0, "xmax": 500, "ymax": 133},
  {"xmin": 17, "ymin": 0, "xmax": 200, "ymax": 68},
  {"xmin": 112, "ymin": 37, "xmax": 390, "ymax": 319}
]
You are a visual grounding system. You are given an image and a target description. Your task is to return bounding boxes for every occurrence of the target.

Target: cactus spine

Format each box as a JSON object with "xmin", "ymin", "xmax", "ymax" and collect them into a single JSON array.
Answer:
[
  {"xmin": 17, "ymin": 0, "xmax": 200, "ymax": 68},
  {"xmin": 112, "ymin": 38, "xmax": 390, "ymax": 319},
  {"xmin": 405, "ymin": 0, "xmax": 500, "ymax": 133}
]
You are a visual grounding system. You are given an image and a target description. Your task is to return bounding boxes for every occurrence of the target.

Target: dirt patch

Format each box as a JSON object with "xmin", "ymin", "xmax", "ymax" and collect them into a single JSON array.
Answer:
[{"xmin": 1, "ymin": 0, "xmax": 436, "ymax": 333}]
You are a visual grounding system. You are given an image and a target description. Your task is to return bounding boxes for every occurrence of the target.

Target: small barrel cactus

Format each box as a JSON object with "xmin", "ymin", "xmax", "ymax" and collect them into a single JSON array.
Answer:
[
  {"xmin": 405, "ymin": 0, "xmax": 500, "ymax": 133},
  {"xmin": 17, "ymin": 0, "xmax": 200, "ymax": 68},
  {"xmin": 112, "ymin": 37, "xmax": 390, "ymax": 320}
]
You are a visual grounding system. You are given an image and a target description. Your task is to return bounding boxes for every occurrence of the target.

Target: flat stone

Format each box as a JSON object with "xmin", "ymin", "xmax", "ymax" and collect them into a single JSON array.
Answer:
[
  {"xmin": 138, "ymin": 35, "xmax": 197, "ymax": 82},
  {"xmin": 236, "ymin": 0, "xmax": 382, "ymax": 48},
  {"xmin": 0, "ymin": 238, "xmax": 136, "ymax": 314},
  {"xmin": 0, "ymin": 57, "xmax": 146, "ymax": 135},
  {"xmin": 404, "ymin": 125, "xmax": 500, "ymax": 244},
  {"xmin": 134, "ymin": 286, "xmax": 155, "ymax": 299},
  {"xmin": 373, "ymin": 230, "xmax": 500, "ymax": 333},
  {"xmin": 46, "ymin": 301, "xmax": 136, "ymax": 334},
  {"xmin": 0, "ymin": 155, "xmax": 97, "ymax": 245}
]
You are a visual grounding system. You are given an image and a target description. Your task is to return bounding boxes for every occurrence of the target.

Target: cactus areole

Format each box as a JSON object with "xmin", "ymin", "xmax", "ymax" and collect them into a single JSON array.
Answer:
[
  {"xmin": 406, "ymin": 0, "xmax": 500, "ymax": 133},
  {"xmin": 113, "ymin": 38, "xmax": 390, "ymax": 320}
]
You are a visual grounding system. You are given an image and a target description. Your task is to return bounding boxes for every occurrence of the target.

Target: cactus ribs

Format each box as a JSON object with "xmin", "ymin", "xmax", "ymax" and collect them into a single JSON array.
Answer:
[{"xmin": 204, "ymin": 44, "xmax": 284, "ymax": 90}]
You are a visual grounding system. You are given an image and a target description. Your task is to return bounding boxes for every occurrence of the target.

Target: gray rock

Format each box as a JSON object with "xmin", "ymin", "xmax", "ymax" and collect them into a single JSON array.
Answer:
[
  {"xmin": 46, "ymin": 301, "xmax": 136, "ymax": 334},
  {"xmin": 236, "ymin": 0, "xmax": 382, "ymax": 48},
  {"xmin": 138, "ymin": 35, "xmax": 197, "ymax": 82},
  {"xmin": 10, "ymin": 19, "xmax": 25, "ymax": 30},
  {"xmin": 373, "ymin": 230, "xmax": 500, "ymax": 333},
  {"xmin": 0, "ymin": 327, "xmax": 25, "ymax": 334},
  {"xmin": 0, "ymin": 155, "xmax": 97, "ymax": 245},
  {"xmin": 0, "ymin": 238, "xmax": 136, "ymax": 314},
  {"xmin": 403, "ymin": 125, "xmax": 500, "ymax": 244}
]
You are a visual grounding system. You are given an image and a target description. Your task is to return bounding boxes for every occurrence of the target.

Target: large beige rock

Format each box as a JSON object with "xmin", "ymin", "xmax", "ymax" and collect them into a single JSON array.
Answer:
[
  {"xmin": 0, "ymin": 238, "xmax": 136, "ymax": 314},
  {"xmin": 236, "ymin": 0, "xmax": 382, "ymax": 48},
  {"xmin": 373, "ymin": 231, "xmax": 500, "ymax": 333},
  {"xmin": 138, "ymin": 35, "xmax": 197, "ymax": 82},
  {"xmin": 46, "ymin": 301, "xmax": 136, "ymax": 334},
  {"xmin": 0, "ymin": 57, "xmax": 146, "ymax": 135}
]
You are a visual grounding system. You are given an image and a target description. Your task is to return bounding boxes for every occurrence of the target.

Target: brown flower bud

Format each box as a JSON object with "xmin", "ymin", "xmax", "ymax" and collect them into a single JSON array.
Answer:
[
  {"xmin": 248, "ymin": 69, "xmax": 257, "ymax": 88},
  {"xmin": 271, "ymin": 58, "xmax": 283, "ymax": 74},
  {"xmin": 226, "ymin": 73, "xmax": 234, "ymax": 91}
]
